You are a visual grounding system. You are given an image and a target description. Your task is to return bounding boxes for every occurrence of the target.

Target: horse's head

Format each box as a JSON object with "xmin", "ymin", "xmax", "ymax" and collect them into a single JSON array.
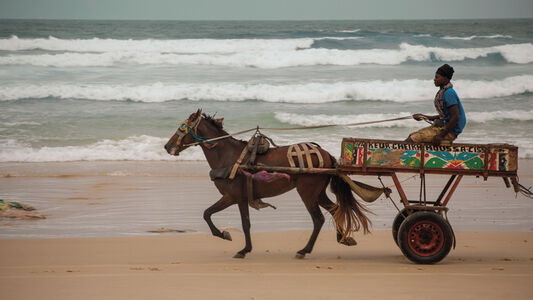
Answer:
[{"xmin": 164, "ymin": 109, "xmax": 224, "ymax": 156}]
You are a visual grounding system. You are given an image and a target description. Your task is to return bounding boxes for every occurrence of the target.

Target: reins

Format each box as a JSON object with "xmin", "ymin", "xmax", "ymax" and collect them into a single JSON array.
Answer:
[{"xmin": 183, "ymin": 115, "xmax": 414, "ymax": 147}]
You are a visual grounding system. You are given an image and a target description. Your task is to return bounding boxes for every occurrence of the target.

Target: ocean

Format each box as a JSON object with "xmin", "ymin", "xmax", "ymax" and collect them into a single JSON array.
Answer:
[{"xmin": 1, "ymin": 19, "xmax": 533, "ymax": 162}]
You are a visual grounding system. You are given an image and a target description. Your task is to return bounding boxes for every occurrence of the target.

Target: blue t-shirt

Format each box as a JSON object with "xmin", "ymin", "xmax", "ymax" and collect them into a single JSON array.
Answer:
[{"xmin": 442, "ymin": 88, "xmax": 466, "ymax": 136}]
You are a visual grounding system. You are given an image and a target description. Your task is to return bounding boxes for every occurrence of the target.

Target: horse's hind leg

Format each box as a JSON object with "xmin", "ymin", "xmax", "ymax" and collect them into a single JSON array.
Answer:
[
  {"xmin": 295, "ymin": 178, "xmax": 326, "ymax": 259},
  {"xmin": 318, "ymin": 189, "xmax": 357, "ymax": 246},
  {"xmin": 233, "ymin": 198, "xmax": 252, "ymax": 259},
  {"xmin": 203, "ymin": 194, "xmax": 235, "ymax": 241}
]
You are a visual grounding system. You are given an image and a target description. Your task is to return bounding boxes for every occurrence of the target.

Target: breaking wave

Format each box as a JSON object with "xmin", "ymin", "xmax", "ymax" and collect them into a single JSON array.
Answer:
[
  {"xmin": 2, "ymin": 129, "xmax": 532, "ymax": 162},
  {"xmin": 275, "ymin": 112, "xmax": 417, "ymax": 127},
  {"xmin": 337, "ymin": 29, "xmax": 360, "ymax": 33},
  {"xmin": 442, "ymin": 35, "xmax": 513, "ymax": 40},
  {"xmin": 1, "ymin": 75, "xmax": 531, "ymax": 103},
  {"xmin": 0, "ymin": 35, "xmax": 315, "ymax": 53},
  {"xmin": 1, "ymin": 37, "xmax": 532, "ymax": 68},
  {"xmin": 275, "ymin": 110, "xmax": 533, "ymax": 127},
  {"xmin": 0, "ymin": 136, "xmax": 204, "ymax": 162}
]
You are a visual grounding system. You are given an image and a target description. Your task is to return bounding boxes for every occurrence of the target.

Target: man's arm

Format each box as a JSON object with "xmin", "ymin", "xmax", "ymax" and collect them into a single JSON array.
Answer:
[{"xmin": 413, "ymin": 113, "xmax": 440, "ymax": 121}]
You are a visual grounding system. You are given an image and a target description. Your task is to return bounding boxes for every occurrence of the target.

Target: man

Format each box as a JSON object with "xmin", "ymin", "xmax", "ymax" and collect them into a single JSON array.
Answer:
[{"xmin": 406, "ymin": 64, "xmax": 466, "ymax": 146}]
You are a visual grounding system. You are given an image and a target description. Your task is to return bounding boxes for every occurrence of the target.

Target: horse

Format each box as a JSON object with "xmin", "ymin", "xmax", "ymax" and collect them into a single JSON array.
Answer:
[{"xmin": 164, "ymin": 109, "xmax": 371, "ymax": 259}]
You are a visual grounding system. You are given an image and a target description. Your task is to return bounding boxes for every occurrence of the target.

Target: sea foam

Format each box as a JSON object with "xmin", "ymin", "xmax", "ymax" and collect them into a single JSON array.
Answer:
[
  {"xmin": 275, "ymin": 112, "xmax": 417, "ymax": 127},
  {"xmin": 0, "ymin": 136, "xmax": 204, "ymax": 162},
  {"xmin": 442, "ymin": 35, "xmax": 513, "ymax": 40},
  {"xmin": 1, "ymin": 75, "xmax": 531, "ymax": 103},
  {"xmin": 0, "ymin": 35, "xmax": 315, "ymax": 53},
  {"xmin": 275, "ymin": 110, "xmax": 533, "ymax": 127},
  {"xmin": 1, "ymin": 132, "xmax": 532, "ymax": 162},
  {"xmin": 1, "ymin": 37, "xmax": 532, "ymax": 67}
]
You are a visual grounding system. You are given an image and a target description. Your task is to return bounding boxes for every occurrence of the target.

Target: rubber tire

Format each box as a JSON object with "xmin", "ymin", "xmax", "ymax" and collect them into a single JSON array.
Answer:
[
  {"xmin": 392, "ymin": 209, "xmax": 438, "ymax": 246},
  {"xmin": 392, "ymin": 208, "xmax": 409, "ymax": 246},
  {"xmin": 397, "ymin": 211, "xmax": 453, "ymax": 264}
]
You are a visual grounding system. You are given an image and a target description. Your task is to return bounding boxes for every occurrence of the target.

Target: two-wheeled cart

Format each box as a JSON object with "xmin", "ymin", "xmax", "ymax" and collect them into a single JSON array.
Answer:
[
  {"xmin": 240, "ymin": 135, "xmax": 530, "ymax": 264},
  {"xmin": 338, "ymin": 138, "xmax": 521, "ymax": 264}
]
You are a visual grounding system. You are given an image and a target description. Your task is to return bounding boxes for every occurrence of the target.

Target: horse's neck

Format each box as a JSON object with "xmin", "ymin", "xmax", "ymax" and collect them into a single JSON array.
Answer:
[{"xmin": 199, "ymin": 133, "xmax": 247, "ymax": 170}]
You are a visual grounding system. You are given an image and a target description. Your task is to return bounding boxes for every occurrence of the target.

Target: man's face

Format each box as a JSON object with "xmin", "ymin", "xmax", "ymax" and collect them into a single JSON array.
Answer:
[{"xmin": 434, "ymin": 73, "xmax": 449, "ymax": 87}]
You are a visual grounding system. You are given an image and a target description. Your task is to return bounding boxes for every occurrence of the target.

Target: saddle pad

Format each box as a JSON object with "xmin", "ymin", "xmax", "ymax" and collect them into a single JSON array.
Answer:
[{"xmin": 287, "ymin": 143, "xmax": 324, "ymax": 168}]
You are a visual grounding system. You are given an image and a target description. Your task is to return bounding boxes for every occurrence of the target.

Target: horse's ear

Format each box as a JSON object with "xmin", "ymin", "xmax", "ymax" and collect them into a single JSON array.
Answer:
[
  {"xmin": 214, "ymin": 118, "xmax": 224, "ymax": 127},
  {"xmin": 191, "ymin": 109, "xmax": 202, "ymax": 120}
]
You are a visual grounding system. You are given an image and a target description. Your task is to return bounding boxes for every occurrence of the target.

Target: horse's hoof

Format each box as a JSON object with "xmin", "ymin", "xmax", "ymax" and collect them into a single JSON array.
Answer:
[
  {"xmin": 341, "ymin": 237, "xmax": 357, "ymax": 246},
  {"xmin": 222, "ymin": 231, "xmax": 232, "ymax": 241},
  {"xmin": 233, "ymin": 252, "xmax": 246, "ymax": 259},
  {"xmin": 295, "ymin": 253, "xmax": 306, "ymax": 259}
]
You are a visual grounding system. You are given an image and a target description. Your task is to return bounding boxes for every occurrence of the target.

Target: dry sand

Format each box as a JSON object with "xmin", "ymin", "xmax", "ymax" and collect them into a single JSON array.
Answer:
[
  {"xmin": 1, "ymin": 160, "xmax": 533, "ymax": 299},
  {"xmin": 0, "ymin": 230, "xmax": 532, "ymax": 300}
]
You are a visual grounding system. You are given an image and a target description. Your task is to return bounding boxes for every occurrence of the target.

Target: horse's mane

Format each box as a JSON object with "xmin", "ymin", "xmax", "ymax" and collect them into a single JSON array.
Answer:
[
  {"xmin": 201, "ymin": 113, "xmax": 246, "ymax": 144},
  {"xmin": 202, "ymin": 114, "xmax": 224, "ymax": 131}
]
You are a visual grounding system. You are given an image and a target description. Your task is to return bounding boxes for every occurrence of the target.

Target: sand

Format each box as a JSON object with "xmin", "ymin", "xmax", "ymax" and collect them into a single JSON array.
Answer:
[
  {"xmin": 1, "ymin": 159, "xmax": 533, "ymax": 299},
  {"xmin": 1, "ymin": 160, "xmax": 532, "ymax": 238},
  {"xmin": 0, "ymin": 231, "xmax": 532, "ymax": 299}
]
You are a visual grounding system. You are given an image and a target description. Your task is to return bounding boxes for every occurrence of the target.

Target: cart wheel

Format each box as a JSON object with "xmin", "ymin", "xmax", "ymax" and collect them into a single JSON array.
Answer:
[
  {"xmin": 397, "ymin": 211, "xmax": 453, "ymax": 264},
  {"xmin": 392, "ymin": 208, "xmax": 409, "ymax": 246},
  {"xmin": 392, "ymin": 209, "xmax": 438, "ymax": 246}
]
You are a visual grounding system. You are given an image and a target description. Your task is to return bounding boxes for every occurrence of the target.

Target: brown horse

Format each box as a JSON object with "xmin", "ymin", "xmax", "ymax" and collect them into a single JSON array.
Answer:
[{"xmin": 164, "ymin": 109, "xmax": 371, "ymax": 259}]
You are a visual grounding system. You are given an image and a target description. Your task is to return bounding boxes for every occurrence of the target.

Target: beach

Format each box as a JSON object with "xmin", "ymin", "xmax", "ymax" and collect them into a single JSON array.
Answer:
[
  {"xmin": 1, "ymin": 160, "xmax": 533, "ymax": 299},
  {"xmin": 1, "ymin": 18, "xmax": 533, "ymax": 299},
  {"xmin": 1, "ymin": 231, "xmax": 532, "ymax": 299},
  {"xmin": 1, "ymin": 160, "xmax": 533, "ymax": 238}
]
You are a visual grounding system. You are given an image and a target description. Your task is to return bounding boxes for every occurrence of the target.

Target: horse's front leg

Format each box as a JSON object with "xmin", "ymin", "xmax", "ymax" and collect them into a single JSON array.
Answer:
[
  {"xmin": 233, "ymin": 198, "xmax": 252, "ymax": 259},
  {"xmin": 203, "ymin": 194, "xmax": 235, "ymax": 241}
]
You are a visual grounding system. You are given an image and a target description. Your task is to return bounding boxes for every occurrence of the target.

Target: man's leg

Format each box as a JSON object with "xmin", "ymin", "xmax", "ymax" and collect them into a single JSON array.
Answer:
[{"xmin": 407, "ymin": 126, "xmax": 441, "ymax": 143}]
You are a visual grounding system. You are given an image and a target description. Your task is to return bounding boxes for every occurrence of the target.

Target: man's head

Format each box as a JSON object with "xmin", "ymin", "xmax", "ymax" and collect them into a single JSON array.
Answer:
[{"xmin": 434, "ymin": 64, "xmax": 454, "ymax": 87}]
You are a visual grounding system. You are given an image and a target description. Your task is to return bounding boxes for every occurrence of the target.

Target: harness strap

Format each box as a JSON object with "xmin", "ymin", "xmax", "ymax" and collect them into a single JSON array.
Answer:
[
  {"xmin": 287, "ymin": 145, "xmax": 295, "ymax": 168},
  {"xmin": 301, "ymin": 143, "xmax": 313, "ymax": 168},
  {"xmin": 184, "ymin": 116, "xmax": 413, "ymax": 146},
  {"xmin": 245, "ymin": 173, "xmax": 277, "ymax": 210},
  {"xmin": 287, "ymin": 144, "xmax": 303, "ymax": 168},
  {"xmin": 306, "ymin": 142, "xmax": 324, "ymax": 168},
  {"xmin": 229, "ymin": 140, "xmax": 253, "ymax": 180},
  {"xmin": 295, "ymin": 145, "xmax": 305, "ymax": 168},
  {"xmin": 175, "ymin": 116, "xmax": 209, "ymax": 147},
  {"xmin": 249, "ymin": 134, "xmax": 261, "ymax": 165},
  {"xmin": 184, "ymin": 127, "xmax": 257, "ymax": 147}
]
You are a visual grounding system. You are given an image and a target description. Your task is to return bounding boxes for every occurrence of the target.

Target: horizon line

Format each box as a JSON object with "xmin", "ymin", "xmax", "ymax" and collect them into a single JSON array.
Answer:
[{"xmin": 1, "ymin": 17, "xmax": 532, "ymax": 22}]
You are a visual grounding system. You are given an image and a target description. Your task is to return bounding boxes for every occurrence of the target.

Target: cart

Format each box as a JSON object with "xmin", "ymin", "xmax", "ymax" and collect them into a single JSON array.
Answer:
[
  {"xmin": 240, "ymin": 136, "xmax": 528, "ymax": 263},
  {"xmin": 339, "ymin": 138, "xmax": 520, "ymax": 264}
]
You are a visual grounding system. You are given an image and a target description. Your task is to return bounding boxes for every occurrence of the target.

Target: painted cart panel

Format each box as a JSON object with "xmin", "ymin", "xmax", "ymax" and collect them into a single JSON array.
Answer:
[{"xmin": 341, "ymin": 138, "xmax": 517, "ymax": 174}]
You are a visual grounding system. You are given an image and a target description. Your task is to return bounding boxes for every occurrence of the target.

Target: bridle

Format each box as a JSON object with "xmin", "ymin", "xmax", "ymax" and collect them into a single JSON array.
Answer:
[{"xmin": 173, "ymin": 115, "xmax": 216, "ymax": 149}]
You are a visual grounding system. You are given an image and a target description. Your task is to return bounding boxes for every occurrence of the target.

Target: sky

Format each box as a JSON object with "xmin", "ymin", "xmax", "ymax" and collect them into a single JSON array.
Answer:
[{"xmin": 0, "ymin": 0, "xmax": 532, "ymax": 20}]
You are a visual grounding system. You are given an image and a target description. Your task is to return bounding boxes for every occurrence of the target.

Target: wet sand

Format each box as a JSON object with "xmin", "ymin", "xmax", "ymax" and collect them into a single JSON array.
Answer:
[{"xmin": 1, "ymin": 160, "xmax": 532, "ymax": 238}]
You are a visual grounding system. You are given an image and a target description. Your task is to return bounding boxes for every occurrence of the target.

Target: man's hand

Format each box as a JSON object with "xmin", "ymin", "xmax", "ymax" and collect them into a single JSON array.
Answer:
[{"xmin": 412, "ymin": 113, "xmax": 426, "ymax": 121}]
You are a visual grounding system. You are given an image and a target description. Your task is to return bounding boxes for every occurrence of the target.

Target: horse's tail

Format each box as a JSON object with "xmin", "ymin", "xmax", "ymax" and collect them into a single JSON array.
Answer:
[
  {"xmin": 328, "ymin": 155, "xmax": 372, "ymax": 241},
  {"xmin": 330, "ymin": 175, "xmax": 372, "ymax": 240}
]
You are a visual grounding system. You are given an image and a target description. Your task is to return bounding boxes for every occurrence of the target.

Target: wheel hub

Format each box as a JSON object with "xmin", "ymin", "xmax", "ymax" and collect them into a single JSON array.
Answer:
[{"xmin": 408, "ymin": 220, "xmax": 444, "ymax": 256}]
